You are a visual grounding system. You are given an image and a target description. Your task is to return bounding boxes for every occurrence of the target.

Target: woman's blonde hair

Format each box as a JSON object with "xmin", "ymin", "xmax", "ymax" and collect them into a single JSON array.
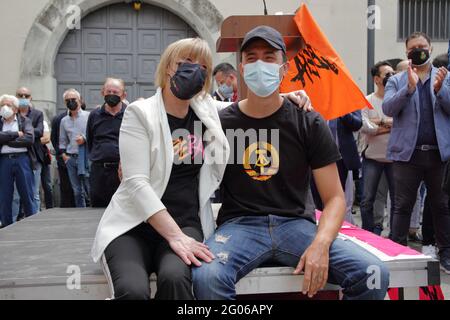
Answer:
[{"xmin": 155, "ymin": 38, "xmax": 213, "ymax": 95}]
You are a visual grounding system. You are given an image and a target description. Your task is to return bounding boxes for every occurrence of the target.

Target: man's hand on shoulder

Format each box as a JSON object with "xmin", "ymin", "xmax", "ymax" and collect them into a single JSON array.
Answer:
[{"xmin": 284, "ymin": 90, "xmax": 314, "ymax": 112}]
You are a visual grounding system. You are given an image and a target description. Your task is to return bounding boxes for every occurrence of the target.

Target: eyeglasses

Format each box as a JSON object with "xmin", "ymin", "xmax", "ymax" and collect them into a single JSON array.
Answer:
[{"xmin": 16, "ymin": 93, "xmax": 31, "ymax": 99}]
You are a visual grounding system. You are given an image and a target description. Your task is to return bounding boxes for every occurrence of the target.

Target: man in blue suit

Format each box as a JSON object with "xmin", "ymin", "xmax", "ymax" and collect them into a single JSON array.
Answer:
[{"xmin": 382, "ymin": 32, "xmax": 450, "ymax": 274}]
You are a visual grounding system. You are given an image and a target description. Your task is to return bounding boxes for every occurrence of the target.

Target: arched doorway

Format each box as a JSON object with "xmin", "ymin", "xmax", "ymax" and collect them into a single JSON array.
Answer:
[
  {"xmin": 19, "ymin": 0, "xmax": 223, "ymax": 118},
  {"xmin": 54, "ymin": 2, "xmax": 198, "ymax": 111}
]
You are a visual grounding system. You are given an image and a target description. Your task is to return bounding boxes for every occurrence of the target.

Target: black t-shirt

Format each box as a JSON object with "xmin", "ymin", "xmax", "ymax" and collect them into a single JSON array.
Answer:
[
  {"xmin": 217, "ymin": 98, "xmax": 341, "ymax": 226},
  {"xmin": 87, "ymin": 104, "xmax": 126, "ymax": 163},
  {"xmin": 160, "ymin": 107, "xmax": 205, "ymax": 232}
]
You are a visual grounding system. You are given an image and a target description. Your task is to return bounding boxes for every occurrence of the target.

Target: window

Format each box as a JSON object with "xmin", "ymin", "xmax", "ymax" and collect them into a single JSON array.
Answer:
[{"xmin": 398, "ymin": 0, "xmax": 450, "ymax": 41}]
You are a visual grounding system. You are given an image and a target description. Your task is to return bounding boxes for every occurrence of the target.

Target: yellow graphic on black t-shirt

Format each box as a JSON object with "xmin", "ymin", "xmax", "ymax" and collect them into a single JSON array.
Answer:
[
  {"xmin": 243, "ymin": 142, "xmax": 279, "ymax": 181},
  {"xmin": 173, "ymin": 138, "xmax": 189, "ymax": 161}
]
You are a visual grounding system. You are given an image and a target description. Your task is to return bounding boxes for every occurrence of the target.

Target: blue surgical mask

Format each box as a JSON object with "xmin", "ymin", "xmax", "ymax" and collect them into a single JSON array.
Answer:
[
  {"xmin": 18, "ymin": 99, "xmax": 30, "ymax": 108},
  {"xmin": 0, "ymin": 105, "xmax": 14, "ymax": 119},
  {"xmin": 243, "ymin": 60, "xmax": 282, "ymax": 98},
  {"xmin": 219, "ymin": 82, "xmax": 234, "ymax": 99}
]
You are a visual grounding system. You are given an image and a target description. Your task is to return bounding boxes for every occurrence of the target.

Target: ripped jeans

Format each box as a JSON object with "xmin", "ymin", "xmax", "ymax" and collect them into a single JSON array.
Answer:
[{"xmin": 192, "ymin": 215, "xmax": 389, "ymax": 300}]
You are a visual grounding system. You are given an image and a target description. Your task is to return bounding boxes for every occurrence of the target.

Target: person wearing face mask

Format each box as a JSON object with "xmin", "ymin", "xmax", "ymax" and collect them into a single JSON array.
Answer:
[
  {"xmin": 91, "ymin": 38, "xmax": 229, "ymax": 300},
  {"xmin": 212, "ymin": 63, "xmax": 238, "ymax": 102},
  {"xmin": 0, "ymin": 95, "xmax": 36, "ymax": 228},
  {"xmin": 90, "ymin": 37, "xmax": 313, "ymax": 300},
  {"xmin": 59, "ymin": 89, "xmax": 90, "ymax": 208},
  {"xmin": 86, "ymin": 78, "xmax": 127, "ymax": 207},
  {"xmin": 359, "ymin": 61, "xmax": 395, "ymax": 235},
  {"xmin": 211, "ymin": 63, "xmax": 238, "ymax": 203},
  {"xmin": 192, "ymin": 26, "xmax": 389, "ymax": 300},
  {"xmin": 51, "ymin": 110, "xmax": 75, "ymax": 208},
  {"xmin": 14, "ymin": 87, "xmax": 44, "ymax": 215},
  {"xmin": 383, "ymin": 32, "xmax": 450, "ymax": 274},
  {"xmin": 392, "ymin": 59, "xmax": 427, "ymax": 244}
]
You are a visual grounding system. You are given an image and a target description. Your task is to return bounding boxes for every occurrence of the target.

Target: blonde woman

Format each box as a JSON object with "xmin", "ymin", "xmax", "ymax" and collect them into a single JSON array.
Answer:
[{"xmin": 91, "ymin": 38, "xmax": 311, "ymax": 300}]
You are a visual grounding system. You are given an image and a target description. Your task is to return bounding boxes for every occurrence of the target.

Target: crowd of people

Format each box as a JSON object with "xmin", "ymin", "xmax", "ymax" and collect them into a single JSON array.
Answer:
[
  {"xmin": 0, "ymin": 27, "xmax": 449, "ymax": 300},
  {"xmin": 0, "ymin": 78, "xmax": 131, "ymax": 228},
  {"xmin": 358, "ymin": 33, "xmax": 450, "ymax": 264},
  {"xmin": 209, "ymin": 33, "xmax": 450, "ymax": 268}
]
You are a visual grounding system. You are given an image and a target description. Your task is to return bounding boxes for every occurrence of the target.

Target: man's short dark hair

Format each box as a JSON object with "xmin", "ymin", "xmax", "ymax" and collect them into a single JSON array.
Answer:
[
  {"xmin": 405, "ymin": 32, "xmax": 431, "ymax": 47},
  {"xmin": 213, "ymin": 63, "xmax": 237, "ymax": 77},
  {"xmin": 433, "ymin": 54, "xmax": 449, "ymax": 68},
  {"xmin": 371, "ymin": 60, "xmax": 393, "ymax": 77}
]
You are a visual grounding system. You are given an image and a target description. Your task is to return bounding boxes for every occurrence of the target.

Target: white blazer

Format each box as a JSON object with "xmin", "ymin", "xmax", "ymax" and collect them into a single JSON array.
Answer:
[{"xmin": 91, "ymin": 88, "xmax": 230, "ymax": 262}]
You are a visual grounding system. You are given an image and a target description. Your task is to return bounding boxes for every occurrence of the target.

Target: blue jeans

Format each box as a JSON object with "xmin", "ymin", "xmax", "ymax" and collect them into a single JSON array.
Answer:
[
  {"xmin": 66, "ymin": 156, "xmax": 87, "ymax": 208},
  {"xmin": 12, "ymin": 184, "xmax": 20, "ymax": 223},
  {"xmin": 192, "ymin": 215, "xmax": 389, "ymax": 300},
  {"xmin": 0, "ymin": 154, "xmax": 36, "ymax": 227},
  {"xmin": 33, "ymin": 162, "xmax": 42, "ymax": 212},
  {"xmin": 12, "ymin": 162, "xmax": 41, "ymax": 221},
  {"xmin": 360, "ymin": 157, "xmax": 395, "ymax": 235}
]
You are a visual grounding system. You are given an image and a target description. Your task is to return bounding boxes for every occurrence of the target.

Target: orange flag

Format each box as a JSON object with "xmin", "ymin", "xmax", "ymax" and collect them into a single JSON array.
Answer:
[{"xmin": 280, "ymin": 4, "xmax": 372, "ymax": 120}]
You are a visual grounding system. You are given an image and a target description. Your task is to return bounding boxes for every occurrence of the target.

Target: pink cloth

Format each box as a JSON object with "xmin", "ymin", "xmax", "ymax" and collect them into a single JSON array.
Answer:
[{"xmin": 316, "ymin": 211, "xmax": 421, "ymax": 257}]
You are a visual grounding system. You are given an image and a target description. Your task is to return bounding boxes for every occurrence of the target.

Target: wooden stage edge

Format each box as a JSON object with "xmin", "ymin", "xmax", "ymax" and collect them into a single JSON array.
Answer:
[{"xmin": 0, "ymin": 208, "xmax": 109, "ymax": 300}]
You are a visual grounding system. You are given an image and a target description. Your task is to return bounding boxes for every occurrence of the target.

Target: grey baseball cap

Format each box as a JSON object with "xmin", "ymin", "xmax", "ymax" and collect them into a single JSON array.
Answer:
[{"xmin": 240, "ymin": 25, "xmax": 286, "ymax": 54}]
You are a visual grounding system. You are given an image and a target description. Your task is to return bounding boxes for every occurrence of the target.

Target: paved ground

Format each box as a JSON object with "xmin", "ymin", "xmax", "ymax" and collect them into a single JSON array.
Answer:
[{"xmin": 350, "ymin": 205, "xmax": 450, "ymax": 299}]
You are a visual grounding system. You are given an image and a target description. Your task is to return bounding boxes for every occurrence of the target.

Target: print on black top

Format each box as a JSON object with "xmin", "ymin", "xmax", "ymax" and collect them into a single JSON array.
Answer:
[
  {"xmin": 160, "ymin": 107, "xmax": 205, "ymax": 233},
  {"xmin": 217, "ymin": 98, "xmax": 341, "ymax": 226}
]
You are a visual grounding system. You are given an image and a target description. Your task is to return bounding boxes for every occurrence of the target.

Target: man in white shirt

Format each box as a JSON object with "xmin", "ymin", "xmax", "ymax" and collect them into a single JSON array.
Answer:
[
  {"xmin": 360, "ymin": 61, "xmax": 395, "ymax": 235},
  {"xmin": 0, "ymin": 94, "xmax": 36, "ymax": 227},
  {"xmin": 59, "ymin": 89, "xmax": 90, "ymax": 208}
]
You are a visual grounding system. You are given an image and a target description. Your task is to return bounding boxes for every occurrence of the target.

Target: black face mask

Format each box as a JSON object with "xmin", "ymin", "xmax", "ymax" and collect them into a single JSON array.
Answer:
[
  {"xmin": 104, "ymin": 94, "xmax": 121, "ymax": 107},
  {"xmin": 382, "ymin": 72, "xmax": 394, "ymax": 87},
  {"xmin": 407, "ymin": 48, "xmax": 431, "ymax": 66},
  {"xmin": 170, "ymin": 62, "xmax": 207, "ymax": 100},
  {"xmin": 66, "ymin": 99, "xmax": 78, "ymax": 111}
]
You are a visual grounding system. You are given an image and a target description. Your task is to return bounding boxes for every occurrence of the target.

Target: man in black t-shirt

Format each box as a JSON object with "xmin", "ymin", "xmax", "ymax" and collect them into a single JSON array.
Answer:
[
  {"xmin": 216, "ymin": 100, "xmax": 341, "ymax": 226},
  {"xmin": 86, "ymin": 78, "xmax": 127, "ymax": 207},
  {"xmin": 192, "ymin": 26, "xmax": 389, "ymax": 300}
]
